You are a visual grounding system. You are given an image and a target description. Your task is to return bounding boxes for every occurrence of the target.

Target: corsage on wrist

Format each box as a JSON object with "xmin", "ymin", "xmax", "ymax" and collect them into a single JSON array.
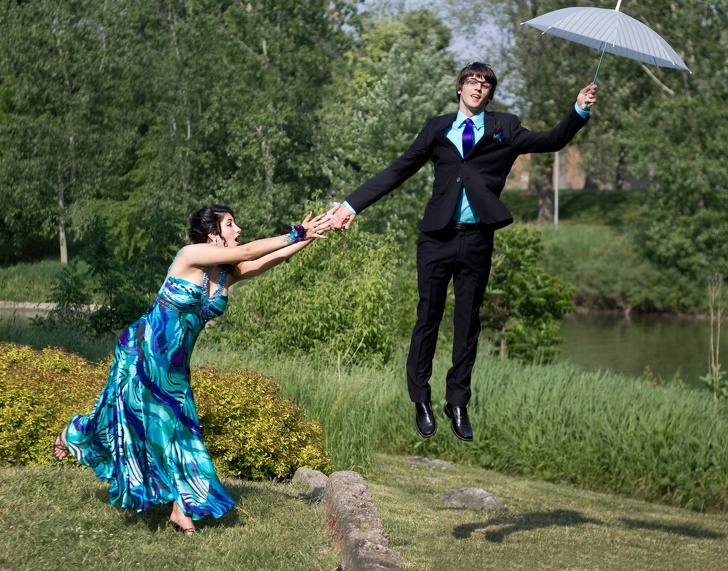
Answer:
[{"xmin": 285, "ymin": 224, "xmax": 307, "ymax": 244}]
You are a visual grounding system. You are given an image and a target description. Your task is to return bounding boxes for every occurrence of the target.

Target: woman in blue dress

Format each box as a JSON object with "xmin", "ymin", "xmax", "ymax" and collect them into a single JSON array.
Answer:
[{"xmin": 52, "ymin": 204, "xmax": 333, "ymax": 535}]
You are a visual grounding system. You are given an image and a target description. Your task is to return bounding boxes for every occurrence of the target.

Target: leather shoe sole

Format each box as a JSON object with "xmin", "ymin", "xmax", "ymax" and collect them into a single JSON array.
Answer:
[{"xmin": 444, "ymin": 403, "xmax": 473, "ymax": 442}]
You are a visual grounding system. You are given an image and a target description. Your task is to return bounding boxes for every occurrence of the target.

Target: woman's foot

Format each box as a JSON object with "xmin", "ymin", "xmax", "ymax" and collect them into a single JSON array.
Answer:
[
  {"xmin": 53, "ymin": 430, "xmax": 69, "ymax": 462},
  {"xmin": 169, "ymin": 502, "xmax": 196, "ymax": 536}
]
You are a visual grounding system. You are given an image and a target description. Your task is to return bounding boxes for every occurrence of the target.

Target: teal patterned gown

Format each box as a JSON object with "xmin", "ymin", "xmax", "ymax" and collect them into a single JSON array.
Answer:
[{"xmin": 64, "ymin": 268, "xmax": 235, "ymax": 520}]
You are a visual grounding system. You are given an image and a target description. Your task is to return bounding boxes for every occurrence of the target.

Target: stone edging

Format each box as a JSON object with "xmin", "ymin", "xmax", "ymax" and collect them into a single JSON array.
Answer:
[{"xmin": 292, "ymin": 468, "xmax": 405, "ymax": 571}]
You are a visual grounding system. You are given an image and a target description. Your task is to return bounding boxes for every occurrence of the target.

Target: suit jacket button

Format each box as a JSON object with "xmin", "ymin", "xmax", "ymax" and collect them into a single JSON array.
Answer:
[{"xmin": 456, "ymin": 177, "xmax": 461, "ymax": 183}]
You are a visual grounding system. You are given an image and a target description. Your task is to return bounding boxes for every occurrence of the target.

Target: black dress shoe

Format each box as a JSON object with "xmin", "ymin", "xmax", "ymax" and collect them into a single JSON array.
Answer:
[
  {"xmin": 444, "ymin": 403, "xmax": 473, "ymax": 441},
  {"xmin": 414, "ymin": 402, "xmax": 437, "ymax": 438}
]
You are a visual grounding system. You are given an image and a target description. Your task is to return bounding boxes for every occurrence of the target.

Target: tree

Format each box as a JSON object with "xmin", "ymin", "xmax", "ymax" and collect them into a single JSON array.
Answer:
[
  {"xmin": 0, "ymin": 1, "xmax": 146, "ymax": 264},
  {"xmin": 0, "ymin": 0, "xmax": 355, "ymax": 269},
  {"xmin": 620, "ymin": 1, "xmax": 728, "ymax": 295},
  {"xmin": 481, "ymin": 224, "xmax": 575, "ymax": 363},
  {"xmin": 316, "ymin": 9, "xmax": 456, "ymax": 242},
  {"xmin": 627, "ymin": 95, "xmax": 728, "ymax": 295}
]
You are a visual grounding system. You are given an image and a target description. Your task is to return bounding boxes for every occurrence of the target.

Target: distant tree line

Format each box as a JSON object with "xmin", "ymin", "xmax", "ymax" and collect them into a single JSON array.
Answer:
[{"xmin": 1, "ymin": 0, "xmax": 726, "ymax": 314}]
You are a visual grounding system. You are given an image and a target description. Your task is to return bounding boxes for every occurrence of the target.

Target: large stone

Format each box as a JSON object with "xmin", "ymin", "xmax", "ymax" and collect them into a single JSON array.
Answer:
[
  {"xmin": 322, "ymin": 471, "xmax": 405, "ymax": 571},
  {"xmin": 441, "ymin": 487, "xmax": 508, "ymax": 511},
  {"xmin": 291, "ymin": 467, "xmax": 329, "ymax": 499}
]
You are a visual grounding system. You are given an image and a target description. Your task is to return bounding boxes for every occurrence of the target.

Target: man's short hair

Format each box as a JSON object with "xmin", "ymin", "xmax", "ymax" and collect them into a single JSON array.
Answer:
[{"xmin": 456, "ymin": 62, "xmax": 498, "ymax": 102}]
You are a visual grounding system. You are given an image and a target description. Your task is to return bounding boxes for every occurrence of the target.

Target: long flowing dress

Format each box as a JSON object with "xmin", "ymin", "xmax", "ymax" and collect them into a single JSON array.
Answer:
[{"xmin": 64, "ymin": 268, "xmax": 235, "ymax": 520}]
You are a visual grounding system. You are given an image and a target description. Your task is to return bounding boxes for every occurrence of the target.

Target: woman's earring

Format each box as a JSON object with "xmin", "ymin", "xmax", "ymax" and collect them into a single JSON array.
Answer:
[{"xmin": 213, "ymin": 238, "xmax": 218, "ymax": 246}]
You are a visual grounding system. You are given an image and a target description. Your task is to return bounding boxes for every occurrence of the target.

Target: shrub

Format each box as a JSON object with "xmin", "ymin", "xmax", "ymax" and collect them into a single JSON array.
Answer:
[
  {"xmin": 0, "ymin": 342, "xmax": 331, "ymax": 479},
  {"xmin": 481, "ymin": 224, "xmax": 575, "ymax": 363},
  {"xmin": 219, "ymin": 226, "xmax": 401, "ymax": 366},
  {"xmin": 0, "ymin": 343, "xmax": 104, "ymax": 465},
  {"xmin": 192, "ymin": 366, "xmax": 332, "ymax": 479}
]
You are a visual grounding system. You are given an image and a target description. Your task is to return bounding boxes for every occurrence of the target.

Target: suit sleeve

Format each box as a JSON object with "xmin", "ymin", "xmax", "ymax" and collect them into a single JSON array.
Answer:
[
  {"xmin": 344, "ymin": 118, "xmax": 438, "ymax": 214},
  {"xmin": 511, "ymin": 107, "xmax": 589, "ymax": 155}
]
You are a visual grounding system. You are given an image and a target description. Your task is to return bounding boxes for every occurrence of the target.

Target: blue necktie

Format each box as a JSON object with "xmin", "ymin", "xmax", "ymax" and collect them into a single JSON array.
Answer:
[{"xmin": 462, "ymin": 118, "xmax": 474, "ymax": 157}]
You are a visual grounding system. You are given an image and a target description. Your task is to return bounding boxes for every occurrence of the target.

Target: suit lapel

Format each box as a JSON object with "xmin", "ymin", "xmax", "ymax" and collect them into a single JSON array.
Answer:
[
  {"xmin": 432, "ymin": 112, "xmax": 497, "ymax": 156},
  {"xmin": 484, "ymin": 111, "xmax": 495, "ymax": 141},
  {"xmin": 470, "ymin": 111, "xmax": 495, "ymax": 154},
  {"xmin": 434, "ymin": 114, "xmax": 460, "ymax": 156}
]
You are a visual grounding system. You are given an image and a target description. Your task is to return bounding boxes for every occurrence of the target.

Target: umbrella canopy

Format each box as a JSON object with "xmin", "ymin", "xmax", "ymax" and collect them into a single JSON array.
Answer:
[{"xmin": 522, "ymin": 2, "xmax": 689, "ymax": 82}]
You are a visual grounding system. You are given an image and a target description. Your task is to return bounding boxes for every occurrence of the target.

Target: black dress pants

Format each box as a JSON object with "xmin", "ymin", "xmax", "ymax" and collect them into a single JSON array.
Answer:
[{"xmin": 406, "ymin": 225, "xmax": 494, "ymax": 406}]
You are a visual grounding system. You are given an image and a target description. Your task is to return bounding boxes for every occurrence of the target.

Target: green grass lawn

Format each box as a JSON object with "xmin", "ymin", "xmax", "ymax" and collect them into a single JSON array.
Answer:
[
  {"xmin": 3, "ymin": 455, "xmax": 727, "ymax": 571},
  {"xmin": 370, "ymin": 455, "xmax": 728, "ymax": 571},
  {"xmin": 0, "ymin": 464, "xmax": 338, "ymax": 571}
]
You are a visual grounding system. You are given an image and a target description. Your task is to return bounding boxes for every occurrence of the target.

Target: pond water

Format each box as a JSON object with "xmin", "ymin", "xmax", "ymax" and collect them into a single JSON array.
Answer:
[{"xmin": 557, "ymin": 312, "xmax": 725, "ymax": 389}]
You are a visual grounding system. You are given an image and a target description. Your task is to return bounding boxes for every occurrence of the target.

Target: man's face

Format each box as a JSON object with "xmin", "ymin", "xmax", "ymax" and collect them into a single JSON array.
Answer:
[{"xmin": 458, "ymin": 75, "xmax": 491, "ymax": 116}]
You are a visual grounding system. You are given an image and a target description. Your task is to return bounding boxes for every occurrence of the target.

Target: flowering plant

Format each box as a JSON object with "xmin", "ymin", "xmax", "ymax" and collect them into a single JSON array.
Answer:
[{"xmin": 493, "ymin": 122, "xmax": 503, "ymax": 143}]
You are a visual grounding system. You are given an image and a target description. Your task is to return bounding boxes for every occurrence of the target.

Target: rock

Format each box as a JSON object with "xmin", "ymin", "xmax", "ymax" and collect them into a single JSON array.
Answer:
[
  {"xmin": 441, "ymin": 487, "xmax": 508, "ymax": 511},
  {"xmin": 292, "ymin": 467, "xmax": 329, "ymax": 499},
  {"xmin": 407, "ymin": 456, "xmax": 453, "ymax": 468},
  {"xmin": 322, "ymin": 471, "xmax": 405, "ymax": 571}
]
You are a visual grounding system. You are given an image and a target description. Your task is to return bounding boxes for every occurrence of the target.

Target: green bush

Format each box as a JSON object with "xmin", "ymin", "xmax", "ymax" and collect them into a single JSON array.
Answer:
[
  {"xmin": 0, "ymin": 342, "xmax": 331, "ymax": 479},
  {"xmin": 219, "ymin": 226, "xmax": 401, "ymax": 365},
  {"xmin": 193, "ymin": 366, "xmax": 332, "ymax": 479},
  {"xmin": 481, "ymin": 224, "xmax": 575, "ymax": 363},
  {"xmin": 540, "ymin": 224, "xmax": 701, "ymax": 313}
]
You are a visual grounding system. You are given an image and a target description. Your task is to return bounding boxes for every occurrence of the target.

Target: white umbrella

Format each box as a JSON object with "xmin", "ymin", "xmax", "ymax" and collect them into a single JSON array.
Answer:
[{"xmin": 521, "ymin": 0, "xmax": 690, "ymax": 83}]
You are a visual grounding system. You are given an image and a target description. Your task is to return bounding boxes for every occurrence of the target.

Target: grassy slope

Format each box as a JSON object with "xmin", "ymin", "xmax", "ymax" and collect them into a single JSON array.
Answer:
[
  {"xmin": 501, "ymin": 188, "xmax": 646, "ymax": 227},
  {"xmin": 370, "ymin": 455, "xmax": 728, "ymax": 571},
  {"xmin": 0, "ymin": 465, "xmax": 338, "ymax": 571},
  {"xmin": 3, "ymin": 456, "xmax": 727, "ymax": 571}
]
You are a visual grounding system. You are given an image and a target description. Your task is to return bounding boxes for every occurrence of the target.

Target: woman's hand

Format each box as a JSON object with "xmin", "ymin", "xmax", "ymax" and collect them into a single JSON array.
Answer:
[{"xmin": 300, "ymin": 210, "xmax": 333, "ymax": 240}]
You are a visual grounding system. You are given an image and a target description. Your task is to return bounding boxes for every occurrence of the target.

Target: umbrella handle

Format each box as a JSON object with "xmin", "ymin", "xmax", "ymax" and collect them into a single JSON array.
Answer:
[{"xmin": 592, "ymin": 41, "xmax": 608, "ymax": 84}]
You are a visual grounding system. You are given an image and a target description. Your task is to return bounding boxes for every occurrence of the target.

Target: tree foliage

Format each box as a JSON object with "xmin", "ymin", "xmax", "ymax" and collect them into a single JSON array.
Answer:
[
  {"xmin": 481, "ymin": 224, "xmax": 575, "ymax": 363},
  {"xmin": 218, "ymin": 225, "xmax": 401, "ymax": 365},
  {"xmin": 620, "ymin": 1, "xmax": 728, "ymax": 290},
  {"xmin": 316, "ymin": 9, "xmax": 456, "ymax": 242},
  {"xmin": 0, "ymin": 0, "xmax": 354, "ymax": 269}
]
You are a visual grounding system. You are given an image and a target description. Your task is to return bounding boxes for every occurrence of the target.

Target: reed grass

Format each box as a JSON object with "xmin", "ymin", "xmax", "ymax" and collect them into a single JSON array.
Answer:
[
  {"xmin": 195, "ymin": 340, "xmax": 728, "ymax": 512},
  {"xmin": 374, "ymin": 356, "xmax": 728, "ymax": 512},
  {"xmin": 0, "ymin": 314, "xmax": 115, "ymax": 362},
  {"xmin": 4, "ymin": 319, "xmax": 727, "ymax": 512},
  {"xmin": 0, "ymin": 259, "xmax": 92, "ymax": 302},
  {"xmin": 192, "ymin": 341, "xmax": 392, "ymax": 474}
]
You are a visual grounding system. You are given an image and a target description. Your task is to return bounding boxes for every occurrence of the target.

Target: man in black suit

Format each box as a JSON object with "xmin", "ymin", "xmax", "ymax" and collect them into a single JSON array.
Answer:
[{"xmin": 331, "ymin": 62, "xmax": 597, "ymax": 441}]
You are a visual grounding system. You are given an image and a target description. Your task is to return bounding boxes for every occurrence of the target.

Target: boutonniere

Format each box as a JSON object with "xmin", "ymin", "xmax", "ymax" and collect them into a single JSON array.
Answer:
[{"xmin": 493, "ymin": 122, "xmax": 503, "ymax": 143}]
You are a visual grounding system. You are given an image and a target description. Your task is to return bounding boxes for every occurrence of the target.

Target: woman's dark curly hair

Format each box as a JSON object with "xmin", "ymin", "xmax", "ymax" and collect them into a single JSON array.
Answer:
[{"xmin": 188, "ymin": 204, "xmax": 235, "ymax": 245}]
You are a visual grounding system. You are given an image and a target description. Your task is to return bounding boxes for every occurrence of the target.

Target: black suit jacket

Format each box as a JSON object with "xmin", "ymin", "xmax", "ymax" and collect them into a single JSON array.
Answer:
[{"xmin": 345, "ymin": 106, "xmax": 589, "ymax": 232}]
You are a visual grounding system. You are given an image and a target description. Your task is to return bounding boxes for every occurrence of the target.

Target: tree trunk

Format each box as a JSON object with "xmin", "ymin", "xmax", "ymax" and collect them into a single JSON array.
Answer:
[
  {"xmin": 55, "ymin": 30, "xmax": 75, "ymax": 265},
  {"xmin": 58, "ymin": 183, "xmax": 68, "ymax": 265},
  {"xmin": 530, "ymin": 154, "xmax": 554, "ymax": 223}
]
